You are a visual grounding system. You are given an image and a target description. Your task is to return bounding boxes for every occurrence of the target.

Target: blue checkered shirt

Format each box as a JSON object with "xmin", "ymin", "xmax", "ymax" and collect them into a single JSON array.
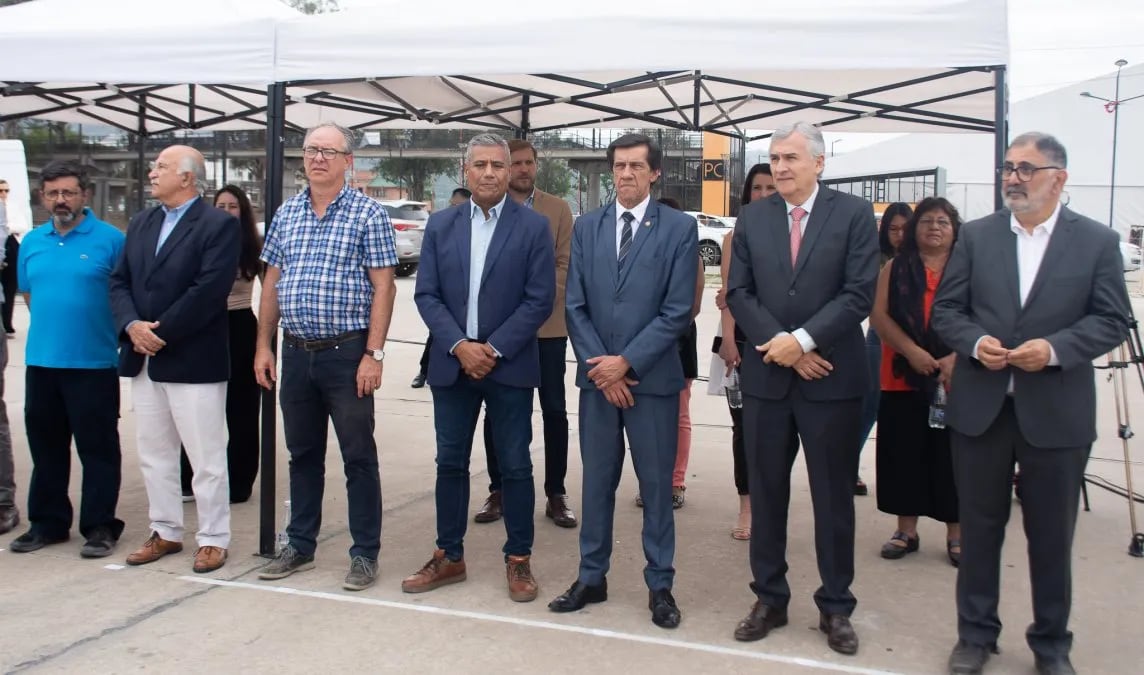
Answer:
[{"xmin": 261, "ymin": 185, "xmax": 397, "ymax": 339}]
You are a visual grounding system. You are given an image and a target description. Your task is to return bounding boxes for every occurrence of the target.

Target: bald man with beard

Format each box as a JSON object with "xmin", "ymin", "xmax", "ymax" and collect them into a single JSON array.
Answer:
[{"xmin": 110, "ymin": 145, "xmax": 241, "ymax": 573}]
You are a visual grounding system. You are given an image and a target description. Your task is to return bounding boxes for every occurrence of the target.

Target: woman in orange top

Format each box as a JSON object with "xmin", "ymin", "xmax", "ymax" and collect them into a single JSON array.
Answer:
[{"xmin": 869, "ymin": 197, "xmax": 962, "ymax": 566}]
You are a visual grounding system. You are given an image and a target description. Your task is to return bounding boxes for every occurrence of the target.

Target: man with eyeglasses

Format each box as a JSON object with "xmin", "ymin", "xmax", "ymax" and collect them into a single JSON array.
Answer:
[
  {"xmin": 0, "ymin": 177, "xmax": 14, "ymax": 537},
  {"xmin": 7, "ymin": 161, "xmax": 126, "ymax": 557},
  {"xmin": 255, "ymin": 121, "xmax": 398, "ymax": 592},
  {"xmin": 932, "ymin": 132, "xmax": 1131, "ymax": 675},
  {"xmin": 110, "ymin": 145, "xmax": 240, "ymax": 574}
]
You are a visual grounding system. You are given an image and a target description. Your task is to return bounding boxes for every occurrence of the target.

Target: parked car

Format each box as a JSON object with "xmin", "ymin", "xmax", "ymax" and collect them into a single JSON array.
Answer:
[
  {"xmin": 685, "ymin": 211, "xmax": 734, "ymax": 266},
  {"xmin": 379, "ymin": 199, "xmax": 429, "ymax": 277},
  {"xmin": 1121, "ymin": 241, "xmax": 1141, "ymax": 272}
]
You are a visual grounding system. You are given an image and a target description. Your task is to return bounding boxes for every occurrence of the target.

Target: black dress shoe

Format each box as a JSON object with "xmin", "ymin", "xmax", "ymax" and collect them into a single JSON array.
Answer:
[
  {"xmin": 819, "ymin": 613, "xmax": 859, "ymax": 655},
  {"xmin": 80, "ymin": 526, "xmax": 118, "ymax": 559},
  {"xmin": 1034, "ymin": 655, "xmax": 1076, "ymax": 675},
  {"xmin": 649, "ymin": 589, "xmax": 681, "ymax": 628},
  {"xmin": 948, "ymin": 639, "xmax": 998, "ymax": 674},
  {"xmin": 548, "ymin": 580, "xmax": 608, "ymax": 612},
  {"xmin": 734, "ymin": 601, "xmax": 788, "ymax": 641},
  {"xmin": 9, "ymin": 529, "xmax": 69, "ymax": 553},
  {"xmin": 410, "ymin": 373, "xmax": 426, "ymax": 388}
]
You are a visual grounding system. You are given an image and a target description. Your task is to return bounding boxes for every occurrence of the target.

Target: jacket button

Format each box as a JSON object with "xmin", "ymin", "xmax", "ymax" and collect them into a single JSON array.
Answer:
[{"xmin": 788, "ymin": 289, "xmax": 796, "ymax": 296}]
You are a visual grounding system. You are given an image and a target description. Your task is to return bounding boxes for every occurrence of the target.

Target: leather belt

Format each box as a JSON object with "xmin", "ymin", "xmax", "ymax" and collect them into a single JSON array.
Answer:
[{"xmin": 283, "ymin": 330, "xmax": 366, "ymax": 352}]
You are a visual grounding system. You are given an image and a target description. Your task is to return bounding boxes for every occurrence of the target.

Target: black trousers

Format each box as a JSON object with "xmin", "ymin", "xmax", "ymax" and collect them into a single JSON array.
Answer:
[
  {"xmin": 1, "ymin": 235, "xmax": 18, "ymax": 333},
  {"xmin": 418, "ymin": 334, "xmax": 433, "ymax": 377},
  {"xmin": 181, "ymin": 309, "xmax": 260, "ymax": 501},
  {"xmin": 952, "ymin": 399, "xmax": 1088, "ymax": 659},
  {"xmin": 25, "ymin": 366, "xmax": 124, "ymax": 539},
  {"xmin": 743, "ymin": 389, "xmax": 860, "ymax": 616}
]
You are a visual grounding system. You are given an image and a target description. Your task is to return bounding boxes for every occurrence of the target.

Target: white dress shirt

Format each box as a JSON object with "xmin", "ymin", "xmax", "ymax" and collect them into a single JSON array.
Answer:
[
  {"xmin": 776, "ymin": 185, "xmax": 820, "ymax": 353},
  {"xmin": 615, "ymin": 194, "xmax": 651, "ymax": 256}
]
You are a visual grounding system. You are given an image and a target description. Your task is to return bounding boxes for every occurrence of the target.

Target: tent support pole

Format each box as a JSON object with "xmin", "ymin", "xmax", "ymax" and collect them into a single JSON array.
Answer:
[
  {"xmin": 993, "ymin": 66, "xmax": 1008, "ymax": 211},
  {"xmin": 136, "ymin": 96, "xmax": 146, "ymax": 213},
  {"xmin": 258, "ymin": 82, "xmax": 287, "ymax": 558},
  {"xmin": 516, "ymin": 93, "xmax": 530, "ymax": 139}
]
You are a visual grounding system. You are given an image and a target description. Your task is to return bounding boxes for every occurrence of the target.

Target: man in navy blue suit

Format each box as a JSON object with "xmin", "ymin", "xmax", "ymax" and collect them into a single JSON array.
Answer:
[
  {"xmin": 548, "ymin": 133, "xmax": 698, "ymax": 628},
  {"xmin": 403, "ymin": 134, "xmax": 555, "ymax": 603}
]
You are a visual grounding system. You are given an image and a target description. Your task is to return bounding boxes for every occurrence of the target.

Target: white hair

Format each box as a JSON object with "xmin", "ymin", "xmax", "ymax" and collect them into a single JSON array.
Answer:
[
  {"xmin": 771, "ymin": 121, "xmax": 826, "ymax": 160},
  {"xmin": 464, "ymin": 133, "xmax": 510, "ymax": 164},
  {"xmin": 176, "ymin": 151, "xmax": 207, "ymax": 193}
]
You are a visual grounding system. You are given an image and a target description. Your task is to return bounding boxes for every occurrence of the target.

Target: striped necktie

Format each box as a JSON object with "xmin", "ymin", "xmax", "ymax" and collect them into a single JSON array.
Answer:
[{"xmin": 618, "ymin": 211, "xmax": 634, "ymax": 268}]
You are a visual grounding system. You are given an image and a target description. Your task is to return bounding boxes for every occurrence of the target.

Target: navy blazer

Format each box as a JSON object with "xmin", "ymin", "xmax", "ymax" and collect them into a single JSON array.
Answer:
[
  {"xmin": 414, "ymin": 197, "xmax": 555, "ymax": 389},
  {"xmin": 726, "ymin": 184, "xmax": 879, "ymax": 401},
  {"xmin": 109, "ymin": 198, "xmax": 241, "ymax": 383},
  {"xmin": 565, "ymin": 200, "xmax": 699, "ymax": 396}
]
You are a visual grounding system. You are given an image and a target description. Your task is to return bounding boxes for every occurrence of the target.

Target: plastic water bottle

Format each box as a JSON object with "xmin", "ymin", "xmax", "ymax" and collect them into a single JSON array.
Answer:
[
  {"xmin": 725, "ymin": 369, "xmax": 743, "ymax": 409},
  {"xmin": 275, "ymin": 500, "xmax": 291, "ymax": 554},
  {"xmin": 928, "ymin": 384, "xmax": 947, "ymax": 429}
]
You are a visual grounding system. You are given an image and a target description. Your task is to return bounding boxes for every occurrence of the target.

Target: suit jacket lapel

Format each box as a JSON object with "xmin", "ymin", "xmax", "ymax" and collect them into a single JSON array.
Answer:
[
  {"xmin": 617, "ymin": 201, "xmax": 657, "ymax": 288},
  {"xmin": 139, "ymin": 207, "xmax": 164, "ymax": 280},
  {"xmin": 767, "ymin": 197, "xmax": 793, "ymax": 279},
  {"xmin": 792, "ymin": 185, "xmax": 833, "ymax": 280},
  {"xmin": 996, "ymin": 215, "xmax": 1021, "ymax": 313},
  {"xmin": 150, "ymin": 199, "xmax": 202, "ymax": 277},
  {"xmin": 453, "ymin": 206, "xmax": 473, "ymax": 303},
  {"xmin": 480, "ymin": 199, "xmax": 515, "ymax": 287},
  {"xmin": 598, "ymin": 203, "xmax": 618, "ymax": 288},
  {"xmin": 1021, "ymin": 208, "xmax": 1074, "ymax": 312}
]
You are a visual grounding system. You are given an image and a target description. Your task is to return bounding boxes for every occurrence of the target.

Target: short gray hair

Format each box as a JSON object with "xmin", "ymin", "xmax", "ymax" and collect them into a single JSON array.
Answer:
[
  {"xmin": 304, "ymin": 121, "xmax": 357, "ymax": 153},
  {"xmin": 1009, "ymin": 132, "xmax": 1068, "ymax": 168},
  {"xmin": 771, "ymin": 121, "xmax": 826, "ymax": 160},
  {"xmin": 464, "ymin": 133, "xmax": 510, "ymax": 165}
]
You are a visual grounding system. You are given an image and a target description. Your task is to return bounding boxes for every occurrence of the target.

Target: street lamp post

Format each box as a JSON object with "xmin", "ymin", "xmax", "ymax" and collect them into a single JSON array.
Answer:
[
  {"xmin": 1080, "ymin": 59, "xmax": 1143, "ymax": 228},
  {"xmin": 831, "ymin": 139, "xmax": 844, "ymax": 157}
]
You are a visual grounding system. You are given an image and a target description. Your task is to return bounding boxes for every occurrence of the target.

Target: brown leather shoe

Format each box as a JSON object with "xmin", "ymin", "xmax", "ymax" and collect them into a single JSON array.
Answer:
[
  {"xmin": 545, "ymin": 494, "xmax": 578, "ymax": 528},
  {"xmin": 192, "ymin": 546, "xmax": 228, "ymax": 573},
  {"xmin": 506, "ymin": 555, "xmax": 538, "ymax": 602},
  {"xmin": 819, "ymin": 613, "xmax": 859, "ymax": 655},
  {"xmin": 474, "ymin": 491, "xmax": 502, "ymax": 523},
  {"xmin": 402, "ymin": 549, "xmax": 467, "ymax": 593},
  {"xmin": 125, "ymin": 531, "xmax": 183, "ymax": 566}
]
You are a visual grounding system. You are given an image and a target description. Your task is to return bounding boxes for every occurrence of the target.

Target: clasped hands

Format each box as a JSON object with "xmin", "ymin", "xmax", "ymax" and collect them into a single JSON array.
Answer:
[
  {"xmin": 128, "ymin": 320, "xmax": 166, "ymax": 356},
  {"xmin": 756, "ymin": 333, "xmax": 833, "ymax": 381},
  {"xmin": 586, "ymin": 354, "xmax": 639, "ymax": 409},
  {"xmin": 455, "ymin": 340, "xmax": 498, "ymax": 379},
  {"xmin": 976, "ymin": 336, "xmax": 1052, "ymax": 373}
]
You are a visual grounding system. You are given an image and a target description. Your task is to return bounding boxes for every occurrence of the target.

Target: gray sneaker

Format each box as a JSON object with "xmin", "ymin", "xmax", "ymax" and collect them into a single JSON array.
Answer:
[
  {"xmin": 258, "ymin": 544, "xmax": 315, "ymax": 580},
  {"xmin": 343, "ymin": 555, "xmax": 378, "ymax": 591}
]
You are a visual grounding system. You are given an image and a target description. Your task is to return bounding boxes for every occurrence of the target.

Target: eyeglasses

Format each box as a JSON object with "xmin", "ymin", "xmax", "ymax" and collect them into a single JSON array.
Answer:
[
  {"xmin": 0, "ymin": 188, "xmax": 9, "ymax": 194},
  {"xmin": 44, "ymin": 189, "xmax": 82, "ymax": 200},
  {"xmin": 997, "ymin": 162, "xmax": 1061, "ymax": 182},
  {"xmin": 148, "ymin": 161, "xmax": 174, "ymax": 172},
  {"xmin": 302, "ymin": 146, "xmax": 349, "ymax": 160}
]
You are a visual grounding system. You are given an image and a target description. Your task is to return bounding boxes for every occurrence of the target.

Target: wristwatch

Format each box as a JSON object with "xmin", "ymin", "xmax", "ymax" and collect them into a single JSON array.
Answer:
[{"xmin": 368, "ymin": 348, "xmax": 385, "ymax": 361}]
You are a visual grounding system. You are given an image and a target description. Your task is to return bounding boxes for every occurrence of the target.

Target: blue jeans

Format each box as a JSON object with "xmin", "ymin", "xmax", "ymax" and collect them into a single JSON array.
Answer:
[
  {"xmin": 858, "ymin": 327, "xmax": 882, "ymax": 474},
  {"xmin": 433, "ymin": 376, "xmax": 534, "ymax": 561},
  {"xmin": 280, "ymin": 336, "xmax": 381, "ymax": 560}
]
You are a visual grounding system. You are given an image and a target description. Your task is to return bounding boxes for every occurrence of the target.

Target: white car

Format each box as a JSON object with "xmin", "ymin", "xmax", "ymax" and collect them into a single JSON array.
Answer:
[
  {"xmin": 685, "ymin": 211, "xmax": 734, "ymax": 267},
  {"xmin": 1121, "ymin": 241, "xmax": 1141, "ymax": 272},
  {"xmin": 378, "ymin": 199, "xmax": 429, "ymax": 277}
]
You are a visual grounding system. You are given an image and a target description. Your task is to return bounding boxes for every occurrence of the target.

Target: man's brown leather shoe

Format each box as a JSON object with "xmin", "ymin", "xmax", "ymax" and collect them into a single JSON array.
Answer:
[
  {"xmin": 474, "ymin": 491, "xmax": 502, "ymax": 523},
  {"xmin": 819, "ymin": 613, "xmax": 859, "ymax": 655},
  {"xmin": 192, "ymin": 546, "xmax": 228, "ymax": 573},
  {"xmin": 545, "ymin": 495, "xmax": 578, "ymax": 528},
  {"xmin": 402, "ymin": 549, "xmax": 467, "ymax": 593},
  {"xmin": 506, "ymin": 555, "xmax": 538, "ymax": 602},
  {"xmin": 125, "ymin": 531, "xmax": 183, "ymax": 566},
  {"xmin": 734, "ymin": 601, "xmax": 789, "ymax": 641}
]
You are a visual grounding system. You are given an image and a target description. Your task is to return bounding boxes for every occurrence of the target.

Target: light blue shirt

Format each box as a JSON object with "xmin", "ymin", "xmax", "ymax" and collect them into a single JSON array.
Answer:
[
  {"xmin": 156, "ymin": 196, "xmax": 199, "ymax": 254},
  {"xmin": 466, "ymin": 195, "xmax": 506, "ymax": 339}
]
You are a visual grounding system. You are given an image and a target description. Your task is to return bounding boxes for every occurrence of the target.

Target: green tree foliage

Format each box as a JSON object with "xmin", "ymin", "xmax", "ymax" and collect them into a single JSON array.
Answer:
[
  {"xmin": 375, "ymin": 157, "xmax": 455, "ymax": 202},
  {"xmin": 535, "ymin": 155, "xmax": 574, "ymax": 200}
]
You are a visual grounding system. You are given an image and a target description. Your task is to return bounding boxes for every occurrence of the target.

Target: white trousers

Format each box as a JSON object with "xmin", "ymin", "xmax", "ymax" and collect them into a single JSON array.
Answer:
[{"xmin": 132, "ymin": 365, "xmax": 230, "ymax": 548}]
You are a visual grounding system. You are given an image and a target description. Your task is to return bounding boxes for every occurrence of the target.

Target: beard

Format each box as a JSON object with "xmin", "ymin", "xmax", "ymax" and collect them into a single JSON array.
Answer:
[{"xmin": 53, "ymin": 208, "xmax": 77, "ymax": 226}]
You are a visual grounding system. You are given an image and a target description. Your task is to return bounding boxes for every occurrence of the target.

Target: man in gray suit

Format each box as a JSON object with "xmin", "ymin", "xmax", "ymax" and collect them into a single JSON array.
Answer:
[
  {"xmin": 548, "ymin": 133, "xmax": 698, "ymax": 629},
  {"xmin": 932, "ymin": 132, "xmax": 1130, "ymax": 675},
  {"xmin": 726, "ymin": 121, "xmax": 878, "ymax": 655}
]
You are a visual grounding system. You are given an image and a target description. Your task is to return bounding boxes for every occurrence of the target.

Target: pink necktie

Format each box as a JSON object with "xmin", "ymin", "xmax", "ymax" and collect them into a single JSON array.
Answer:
[{"xmin": 790, "ymin": 206, "xmax": 806, "ymax": 266}]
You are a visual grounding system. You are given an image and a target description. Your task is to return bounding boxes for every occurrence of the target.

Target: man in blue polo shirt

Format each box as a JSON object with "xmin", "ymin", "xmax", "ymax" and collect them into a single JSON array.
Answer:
[{"xmin": 8, "ymin": 160, "xmax": 126, "ymax": 558}]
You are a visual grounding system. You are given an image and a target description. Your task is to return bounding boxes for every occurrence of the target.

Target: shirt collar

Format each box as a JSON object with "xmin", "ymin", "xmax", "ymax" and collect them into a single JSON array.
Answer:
[
  {"xmin": 617, "ymin": 194, "xmax": 652, "ymax": 225},
  {"xmin": 1009, "ymin": 202, "xmax": 1062, "ymax": 237},
  {"xmin": 523, "ymin": 190, "xmax": 536, "ymax": 210},
  {"xmin": 784, "ymin": 183, "xmax": 820, "ymax": 217},
  {"xmin": 161, "ymin": 195, "xmax": 199, "ymax": 217},
  {"xmin": 302, "ymin": 184, "xmax": 353, "ymax": 212},
  {"xmin": 470, "ymin": 194, "xmax": 508, "ymax": 221}
]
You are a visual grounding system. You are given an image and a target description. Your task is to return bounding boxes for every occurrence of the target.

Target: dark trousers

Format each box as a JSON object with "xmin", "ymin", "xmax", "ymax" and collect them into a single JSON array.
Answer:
[
  {"xmin": 858, "ymin": 328, "xmax": 881, "ymax": 472},
  {"xmin": 744, "ymin": 389, "xmax": 861, "ymax": 616},
  {"xmin": 182, "ymin": 309, "xmax": 261, "ymax": 501},
  {"xmin": 25, "ymin": 366, "xmax": 124, "ymax": 539},
  {"xmin": 952, "ymin": 399, "xmax": 1088, "ymax": 659},
  {"xmin": 418, "ymin": 334, "xmax": 433, "ymax": 377},
  {"xmin": 432, "ymin": 375, "xmax": 535, "ymax": 560},
  {"xmin": 484, "ymin": 337, "xmax": 569, "ymax": 497},
  {"xmin": 280, "ymin": 335, "xmax": 381, "ymax": 560},
  {"xmin": 578, "ymin": 388, "xmax": 678, "ymax": 591},
  {"xmin": 729, "ymin": 343, "xmax": 749, "ymax": 495}
]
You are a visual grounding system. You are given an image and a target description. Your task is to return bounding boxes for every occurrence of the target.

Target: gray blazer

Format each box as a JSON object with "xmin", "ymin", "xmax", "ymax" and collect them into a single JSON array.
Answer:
[
  {"xmin": 565, "ymin": 200, "xmax": 699, "ymax": 396},
  {"xmin": 726, "ymin": 184, "xmax": 879, "ymax": 401},
  {"xmin": 930, "ymin": 206, "xmax": 1131, "ymax": 448}
]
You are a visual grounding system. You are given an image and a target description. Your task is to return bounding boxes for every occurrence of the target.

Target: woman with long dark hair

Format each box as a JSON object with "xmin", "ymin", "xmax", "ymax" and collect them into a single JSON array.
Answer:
[
  {"xmin": 869, "ymin": 197, "xmax": 961, "ymax": 566},
  {"xmin": 181, "ymin": 185, "xmax": 263, "ymax": 503}
]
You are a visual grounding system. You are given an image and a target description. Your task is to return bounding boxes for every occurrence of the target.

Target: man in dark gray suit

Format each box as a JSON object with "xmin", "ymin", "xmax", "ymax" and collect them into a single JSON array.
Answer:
[
  {"xmin": 932, "ymin": 132, "xmax": 1130, "ymax": 675},
  {"xmin": 548, "ymin": 133, "xmax": 698, "ymax": 629},
  {"xmin": 726, "ymin": 121, "xmax": 878, "ymax": 655}
]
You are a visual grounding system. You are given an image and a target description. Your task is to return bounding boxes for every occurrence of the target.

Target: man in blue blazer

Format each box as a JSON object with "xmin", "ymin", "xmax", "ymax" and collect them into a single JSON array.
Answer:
[
  {"xmin": 110, "ymin": 145, "xmax": 240, "ymax": 574},
  {"xmin": 404, "ymin": 134, "xmax": 555, "ymax": 603},
  {"xmin": 548, "ymin": 133, "xmax": 698, "ymax": 629}
]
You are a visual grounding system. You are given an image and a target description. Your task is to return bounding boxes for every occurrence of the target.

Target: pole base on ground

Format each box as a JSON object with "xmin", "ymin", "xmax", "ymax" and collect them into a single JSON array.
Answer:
[{"xmin": 1130, "ymin": 533, "xmax": 1144, "ymax": 558}]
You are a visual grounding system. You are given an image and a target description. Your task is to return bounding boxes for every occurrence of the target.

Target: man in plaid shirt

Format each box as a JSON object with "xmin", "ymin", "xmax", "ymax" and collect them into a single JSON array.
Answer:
[{"xmin": 254, "ymin": 122, "xmax": 398, "ymax": 591}]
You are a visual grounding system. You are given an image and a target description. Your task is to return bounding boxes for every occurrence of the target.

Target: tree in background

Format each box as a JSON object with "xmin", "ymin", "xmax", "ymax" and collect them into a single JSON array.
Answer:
[
  {"xmin": 375, "ymin": 157, "xmax": 455, "ymax": 202},
  {"xmin": 535, "ymin": 154, "xmax": 574, "ymax": 200},
  {"xmin": 282, "ymin": 0, "xmax": 339, "ymax": 13}
]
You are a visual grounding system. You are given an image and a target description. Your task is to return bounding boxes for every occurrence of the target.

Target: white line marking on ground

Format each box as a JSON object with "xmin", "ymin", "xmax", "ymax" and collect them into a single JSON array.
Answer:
[
  {"xmin": 179, "ymin": 576, "xmax": 904, "ymax": 675},
  {"xmin": 103, "ymin": 564, "xmax": 125, "ymax": 570}
]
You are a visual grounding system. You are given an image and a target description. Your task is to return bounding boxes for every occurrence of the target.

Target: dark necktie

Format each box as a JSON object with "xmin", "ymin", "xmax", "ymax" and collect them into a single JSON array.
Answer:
[{"xmin": 618, "ymin": 211, "xmax": 634, "ymax": 268}]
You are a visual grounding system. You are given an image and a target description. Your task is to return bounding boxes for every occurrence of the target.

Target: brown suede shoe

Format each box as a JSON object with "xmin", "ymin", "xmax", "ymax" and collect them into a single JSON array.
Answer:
[
  {"xmin": 402, "ymin": 549, "xmax": 467, "ymax": 593},
  {"xmin": 474, "ymin": 491, "xmax": 502, "ymax": 523},
  {"xmin": 506, "ymin": 554, "xmax": 538, "ymax": 602},
  {"xmin": 125, "ymin": 531, "xmax": 183, "ymax": 566},
  {"xmin": 192, "ymin": 546, "xmax": 228, "ymax": 573},
  {"xmin": 545, "ymin": 495, "xmax": 578, "ymax": 528}
]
